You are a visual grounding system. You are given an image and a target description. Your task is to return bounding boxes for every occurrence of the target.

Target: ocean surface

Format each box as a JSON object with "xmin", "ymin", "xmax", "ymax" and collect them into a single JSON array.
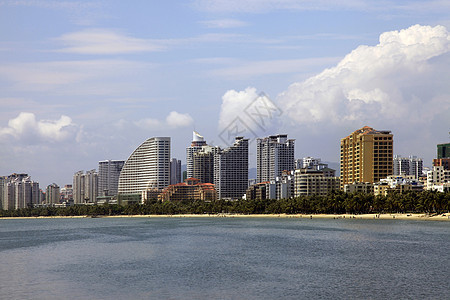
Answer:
[{"xmin": 0, "ymin": 217, "xmax": 448, "ymax": 299}]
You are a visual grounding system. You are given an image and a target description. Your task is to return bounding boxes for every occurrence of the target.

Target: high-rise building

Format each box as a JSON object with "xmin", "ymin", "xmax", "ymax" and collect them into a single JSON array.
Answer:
[
  {"xmin": 170, "ymin": 158, "xmax": 182, "ymax": 185},
  {"xmin": 46, "ymin": 183, "xmax": 60, "ymax": 204},
  {"xmin": 437, "ymin": 143, "xmax": 450, "ymax": 159},
  {"xmin": 214, "ymin": 137, "xmax": 249, "ymax": 199},
  {"xmin": 118, "ymin": 137, "xmax": 170, "ymax": 203},
  {"xmin": 192, "ymin": 146, "xmax": 219, "ymax": 184},
  {"xmin": 186, "ymin": 131, "xmax": 207, "ymax": 179},
  {"xmin": 340, "ymin": 126, "xmax": 393, "ymax": 187},
  {"xmin": 1, "ymin": 174, "xmax": 40, "ymax": 209},
  {"xmin": 73, "ymin": 170, "xmax": 98, "ymax": 204},
  {"xmin": 257, "ymin": 134, "xmax": 295, "ymax": 183},
  {"xmin": 98, "ymin": 160, "xmax": 125, "ymax": 197},
  {"xmin": 393, "ymin": 155, "xmax": 423, "ymax": 179},
  {"xmin": 73, "ymin": 171, "xmax": 85, "ymax": 204}
]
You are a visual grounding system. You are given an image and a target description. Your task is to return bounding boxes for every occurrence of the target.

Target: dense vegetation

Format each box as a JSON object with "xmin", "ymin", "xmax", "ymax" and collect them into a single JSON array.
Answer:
[{"xmin": 1, "ymin": 190, "xmax": 449, "ymax": 218}]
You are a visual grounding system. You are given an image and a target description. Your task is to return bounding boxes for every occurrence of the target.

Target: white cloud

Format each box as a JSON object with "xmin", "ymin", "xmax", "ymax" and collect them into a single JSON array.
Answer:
[
  {"xmin": 278, "ymin": 24, "xmax": 450, "ymax": 125},
  {"xmin": 200, "ymin": 18, "xmax": 248, "ymax": 28},
  {"xmin": 217, "ymin": 87, "xmax": 282, "ymax": 143},
  {"xmin": 135, "ymin": 111, "xmax": 194, "ymax": 130},
  {"xmin": 56, "ymin": 28, "xmax": 166, "ymax": 54},
  {"xmin": 166, "ymin": 111, "xmax": 194, "ymax": 128},
  {"xmin": 218, "ymin": 87, "xmax": 259, "ymax": 131},
  {"xmin": 0, "ymin": 112, "xmax": 78, "ymax": 143},
  {"xmin": 134, "ymin": 118, "xmax": 162, "ymax": 130}
]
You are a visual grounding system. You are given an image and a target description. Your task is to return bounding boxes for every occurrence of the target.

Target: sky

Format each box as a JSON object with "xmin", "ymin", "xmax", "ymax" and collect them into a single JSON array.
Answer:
[{"xmin": 0, "ymin": 0, "xmax": 449, "ymax": 188}]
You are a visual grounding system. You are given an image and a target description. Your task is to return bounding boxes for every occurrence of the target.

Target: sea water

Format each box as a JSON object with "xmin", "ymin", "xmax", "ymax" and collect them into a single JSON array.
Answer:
[{"xmin": 0, "ymin": 217, "xmax": 448, "ymax": 299}]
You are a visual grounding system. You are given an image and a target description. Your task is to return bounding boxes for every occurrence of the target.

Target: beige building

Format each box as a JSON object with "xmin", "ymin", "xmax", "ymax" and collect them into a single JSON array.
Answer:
[
  {"xmin": 340, "ymin": 126, "xmax": 393, "ymax": 188},
  {"xmin": 294, "ymin": 168, "xmax": 339, "ymax": 197}
]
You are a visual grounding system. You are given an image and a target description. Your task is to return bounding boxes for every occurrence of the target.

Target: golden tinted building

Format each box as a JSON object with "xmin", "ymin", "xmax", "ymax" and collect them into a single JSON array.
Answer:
[{"xmin": 340, "ymin": 126, "xmax": 393, "ymax": 187}]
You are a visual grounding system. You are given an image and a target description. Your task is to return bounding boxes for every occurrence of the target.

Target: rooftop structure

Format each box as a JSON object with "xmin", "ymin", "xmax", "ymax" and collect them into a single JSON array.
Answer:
[{"xmin": 186, "ymin": 131, "xmax": 207, "ymax": 179}]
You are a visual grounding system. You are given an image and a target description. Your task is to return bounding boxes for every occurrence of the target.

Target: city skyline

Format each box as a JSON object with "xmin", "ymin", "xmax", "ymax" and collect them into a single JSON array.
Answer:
[{"xmin": 1, "ymin": 1, "xmax": 449, "ymax": 187}]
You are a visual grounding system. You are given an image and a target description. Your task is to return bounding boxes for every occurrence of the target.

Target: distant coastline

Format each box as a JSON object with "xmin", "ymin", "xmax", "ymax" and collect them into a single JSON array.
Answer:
[{"xmin": 2, "ymin": 213, "xmax": 449, "ymax": 221}]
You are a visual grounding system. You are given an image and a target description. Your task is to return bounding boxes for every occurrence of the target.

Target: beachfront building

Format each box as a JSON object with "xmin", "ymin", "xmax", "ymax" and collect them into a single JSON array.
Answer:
[
  {"xmin": 118, "ymin": 137, "xmax": 170, "ymax": 204},
  {"xmin": 343, "ymin": 182, "xmax": 374, "ymax": 194},
  {"xmin": 373, "ymin": 175, "xmax": 423, "ymax": 196},
  {"xmin": 214, "ymin": 137, "xmax": 249, "ymax": 200},
  {"xmin": 46, "ymin": 183, "xmax": 60, "ymax": 204},
  {"xmin": 170, "ymin": 158, "xmax": 182, "ymax": 185},
  {"xmin": 426, "ymin": 166, "xmax": 450, "ymax": 191},
  {"xmin": 159, "ymin": 178, "xmax": 217, "ymax": 202},
  {"xmin": 340, "ymin": 126, "xmax": 393, "ymax": 188},
  {"xmin": 257, "ymin": 134, "xmax": 295, "ymax": 183},
  {"xmin": 1, "ymin": 174, "xmax": 40, "ymax": 210},
  {"xmin": 246, "ymin": 182, "xmax": 273, "ymax": 200},
  {"xmin": 186, "ymin": 131, "xmax": 207, "ymax": 179},
  {"xmin": 393, "ymin": 155, "xmax": 423, "ymax": 179},
  {"xmin": 73, "ymin": 170, "xmax": 98, "ymax": 204},
  {"xmin": 294, "ymin": 168, "xmax": 339, "ymax": 197},
  {"xmin": 98, "ymin": 160, "xmax": 125, "ymax": 197},
  {"xmin": 192, "ymin": 145, "xmax": 219, "ymax": 184}
]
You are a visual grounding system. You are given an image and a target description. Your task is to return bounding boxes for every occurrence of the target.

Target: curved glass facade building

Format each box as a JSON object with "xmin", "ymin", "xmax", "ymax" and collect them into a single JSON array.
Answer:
[{"xmin": 118, "ymin": 137, "xmax": 171, "ymax": 200}]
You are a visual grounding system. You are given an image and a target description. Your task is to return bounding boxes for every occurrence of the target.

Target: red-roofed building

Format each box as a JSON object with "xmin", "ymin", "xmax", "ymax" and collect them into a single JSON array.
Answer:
[{"xmin": 159, "ymin": 178, "xmax": 217, "ymax": 202}]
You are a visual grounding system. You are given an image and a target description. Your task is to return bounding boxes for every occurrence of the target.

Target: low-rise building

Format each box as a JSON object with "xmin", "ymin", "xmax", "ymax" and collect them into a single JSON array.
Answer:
[
  {"xmin": 159, "ymin": 178, "xmax": 217, "ymax": 202},
  {"xmin": 374, "ymin": 175, "xmax": 424, "ymax": 196},
  {"xmin": 426, "ymin": 166, "xmax": 450, "ymax": 190},
  {"xmin": 294, "ymin": 168, "xmax": 339, "ymax": 197},
  {"xmin": 343, "ymin": 182, "xmax": 374, "ymax": 194}
]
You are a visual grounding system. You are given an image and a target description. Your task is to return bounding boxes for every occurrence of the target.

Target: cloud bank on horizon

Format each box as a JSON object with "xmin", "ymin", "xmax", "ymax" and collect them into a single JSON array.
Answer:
[{"xmin": 219, "ymin": 24, "xmax": 450, "ymax": 154}]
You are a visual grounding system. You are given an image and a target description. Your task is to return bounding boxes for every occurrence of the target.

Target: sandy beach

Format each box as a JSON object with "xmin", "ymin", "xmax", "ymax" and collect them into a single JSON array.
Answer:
[{"xmin": 2, "ymin": 213, "xmax": 450, "ymax": 221}]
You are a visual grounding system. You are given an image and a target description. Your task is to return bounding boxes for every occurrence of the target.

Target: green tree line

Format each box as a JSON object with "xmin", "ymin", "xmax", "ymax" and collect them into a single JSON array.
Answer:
[{"xmin": 1, "ymin": 190, "xmax": 449, "ymax": 218}]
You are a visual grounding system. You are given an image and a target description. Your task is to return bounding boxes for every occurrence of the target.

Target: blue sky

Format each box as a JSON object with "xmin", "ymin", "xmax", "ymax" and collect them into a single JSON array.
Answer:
[{"xmin": 1, "ymin": 0, "xmax": 449, "ymax": 187}]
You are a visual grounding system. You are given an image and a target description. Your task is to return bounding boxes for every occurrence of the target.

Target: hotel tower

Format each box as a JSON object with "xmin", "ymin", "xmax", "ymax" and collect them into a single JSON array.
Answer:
[{"xmin": 340, "ymin": 126, "xmax": 393, "ymax": 187}]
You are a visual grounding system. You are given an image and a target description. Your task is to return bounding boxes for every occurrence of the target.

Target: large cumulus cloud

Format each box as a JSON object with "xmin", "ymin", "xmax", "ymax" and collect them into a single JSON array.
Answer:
[{"xmin": 277, "ymin": 24, "xmax": 450, "ymax": 127}]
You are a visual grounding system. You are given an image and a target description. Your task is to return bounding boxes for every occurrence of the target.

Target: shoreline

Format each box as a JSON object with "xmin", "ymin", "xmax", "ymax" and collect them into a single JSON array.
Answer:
[{"xmin": 1, "ymin": 213, "xmax": 449, "ymax": 221}]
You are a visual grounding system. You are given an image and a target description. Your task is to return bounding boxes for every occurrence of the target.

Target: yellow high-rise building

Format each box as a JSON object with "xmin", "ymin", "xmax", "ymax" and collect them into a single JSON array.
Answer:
[{"xmin": 340, "ymin": 126, "xmax": 393, "ymax": 188}]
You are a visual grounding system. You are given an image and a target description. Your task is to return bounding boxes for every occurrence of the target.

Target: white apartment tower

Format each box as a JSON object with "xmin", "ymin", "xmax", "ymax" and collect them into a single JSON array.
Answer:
[
  {"xmin": 73, "ymin": 170, "xmax": 98, "ymax": 204},
  {"xmin": 214, "ymin": 137, "xmax": 249, "ymax": 200},
  {"xmin": 98, "ymin": 160, "xmax": 125, "ymax": 197},
  {"xmin": 46, "ymin": 183, "xmax": 60, "ymax": 204},
  {"xmin": 186, "ymin": 131, "xmax": 207, "ymax": 179},
  {"xmin": 393, "ymin": 155, "xmax": 423, "ymax": 179},
  {"xmin": 257, "ymin": 134, "xmax": 295, "ymax": 183},
  {"xmin": 1, "ymin": 174, "xmax": 40, "ymax": 209},
  {"xmin": 118, "ymin": 137, "xmax": 171, "ymax": 199}
]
